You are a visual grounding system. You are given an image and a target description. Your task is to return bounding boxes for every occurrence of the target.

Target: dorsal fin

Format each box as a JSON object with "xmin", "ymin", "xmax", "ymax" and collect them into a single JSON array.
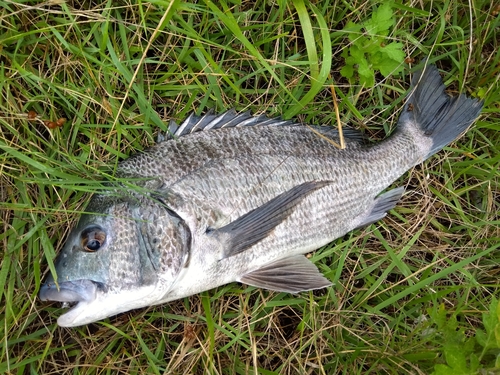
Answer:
[
  {"xmin": 157, "ymin": 109, "xmax": 366, "ymax": 144},
  {"xmin": 158, "ymin": 109, "xmax": 293, "ymax": 141}
]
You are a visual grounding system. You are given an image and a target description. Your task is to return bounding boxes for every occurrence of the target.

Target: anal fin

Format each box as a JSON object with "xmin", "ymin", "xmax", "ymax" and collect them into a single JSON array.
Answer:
[
  {"xmin": 239, "ymin": 255, "xmax": 332, "ymax": 293},
  {"xmin": 354, "ymin": 187, "xmax": 405, "ymax": 230}
]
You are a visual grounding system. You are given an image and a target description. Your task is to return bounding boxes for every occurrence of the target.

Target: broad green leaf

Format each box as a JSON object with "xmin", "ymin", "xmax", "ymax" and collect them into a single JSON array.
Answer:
[
  {"xmin": 495, "ymin": 323, "xmax": 500, "ymax": 348},
  {"xmin": 483, "ymin": 297, "xmax": 499, "ymax": 335},
  {"xmin": 363, "ymin": 38, "xmax": 381, "ymax": 54},
  {"xmin": 469, "ymin": 353, "xmax": 479, "ymax": 372},
  {"xmin": 341, "ymin": 48, "xmax": 349, "ymax": 59},
  {"xmin": 344, "ymin": 20, "xmax": 362, "ymax": 32},
  {"xmin": 358, "ymin": 57, "xmax": 374, "ymax": 86},
  {"xmin": 340, "ymin": 64, "xmax": 354, "ymax": 79},
  {"xmin": 345, "ymin": 55, "xmax": 358, "ymax": 66},
  {"xmin": 359, "ymin": 72, "xmax": 375, "ymax": 87},
  {"xmin": 446, "ymin": 315, "xmax": 459, "ymax": 334},
  {"xmin": 376, "ymin": 56, "xmax": 403, "ymax": 77},
  {"xmin": 367, "ymin": 2, "xmax": 394, "ymax": 35},
  {"xmin": 432, "ymin": 364, "xmax": 453, "ymax": 375},
  {"xmin": 350, "ymin": 44, "xmax": 365, "ymax": 61},
  {"xmin": 430, "ymin": 303, "xmax": 448, "ymax": 330},
  {"xmin": 496, "ymin": 297, "xmax": 500, "ymax": 321},
  {"xmin": 363, "ymin": 18, "xmax": 376, "ymax": 35},
  {"xmin": 344, "ymin": 21, "xmax": 363, "ymax": 42},
  {"xmin": 463, "ymin": 336, "xmax": 476, "ymax": 354},
  {"xmin": 381, "ymin": 42, "xmax": 405, "ymax": 61},
  {"xmin": 476, "ymin": 329, "xmax": 487, "ymax": 347},
  {"xmin": 444, "ymin": 345, "xmax": 469, "ymax": 374}
]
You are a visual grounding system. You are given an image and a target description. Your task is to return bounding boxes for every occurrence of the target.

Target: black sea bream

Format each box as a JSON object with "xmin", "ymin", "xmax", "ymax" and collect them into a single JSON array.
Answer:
[{"xmin": 39, "ymin": 66, "xmax": 482, "ymax": 327}]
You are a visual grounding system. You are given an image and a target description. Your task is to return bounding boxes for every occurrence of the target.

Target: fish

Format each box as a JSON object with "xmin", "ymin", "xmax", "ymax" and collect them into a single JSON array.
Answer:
[{"xmin": 39, "ymin": 65, "xmax": 483, "ymax": 327}]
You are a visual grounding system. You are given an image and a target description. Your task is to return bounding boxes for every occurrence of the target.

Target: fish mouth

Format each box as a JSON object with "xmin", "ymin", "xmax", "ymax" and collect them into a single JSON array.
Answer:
[
  {"xmin": 40, "ymin": 279, "xmax": 160, "ymax": 327},
  {"xmin": 39, "ymin": 279, "xmax": 102, "ymax": 305},
  {"xmin": 39, "ymin": 279, "xmax": 106, "ymax": 326}
]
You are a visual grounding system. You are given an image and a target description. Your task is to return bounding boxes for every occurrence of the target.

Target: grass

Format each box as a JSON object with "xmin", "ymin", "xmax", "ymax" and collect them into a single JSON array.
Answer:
[{"xmin": 0, "ymin": 0, "xmax": 499, "ymax": 374}]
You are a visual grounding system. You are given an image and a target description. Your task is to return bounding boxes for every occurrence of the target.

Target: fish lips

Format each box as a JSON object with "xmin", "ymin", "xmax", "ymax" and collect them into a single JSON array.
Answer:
[
  {"xmin": 39, "ymin": 279, "xmax": 102, "ymax": 304},
  {"xmin": 39, "ymin": 279, "xmax": 161, "ymax": 327}
]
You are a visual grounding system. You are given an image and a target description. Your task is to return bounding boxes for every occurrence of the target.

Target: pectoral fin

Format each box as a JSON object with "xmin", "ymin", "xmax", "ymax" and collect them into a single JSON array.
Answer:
[
  {"xmin": 208, "ymin": 181, "xmax": 330, "ymax": 258},
  {"xmin": 239, "ymin": 255, "xmax": 332, "ymax": 293}
]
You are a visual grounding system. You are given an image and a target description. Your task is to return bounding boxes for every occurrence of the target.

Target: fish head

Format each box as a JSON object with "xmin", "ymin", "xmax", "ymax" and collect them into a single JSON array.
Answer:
[{"xmin": 39, "ymin": 194, "xmax": 191, "ymax": 327}]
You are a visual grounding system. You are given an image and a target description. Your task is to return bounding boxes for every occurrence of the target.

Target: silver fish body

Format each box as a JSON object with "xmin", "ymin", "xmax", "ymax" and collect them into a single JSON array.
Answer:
[{"xmin": 39, "ymin": 66, "xmax": 483, "ymax": 327}]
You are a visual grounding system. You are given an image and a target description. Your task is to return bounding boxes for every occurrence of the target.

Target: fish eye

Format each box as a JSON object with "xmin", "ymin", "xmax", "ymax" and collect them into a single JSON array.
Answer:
[{"xmin": 81, "ymin": 226, "xmax": 106, "ymax": 252}]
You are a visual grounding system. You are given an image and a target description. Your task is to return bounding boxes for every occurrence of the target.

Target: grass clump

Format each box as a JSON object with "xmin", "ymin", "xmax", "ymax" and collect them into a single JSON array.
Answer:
[{"xmin": 0, "ymin": 0, "xmax": 499, "ymax": 374}]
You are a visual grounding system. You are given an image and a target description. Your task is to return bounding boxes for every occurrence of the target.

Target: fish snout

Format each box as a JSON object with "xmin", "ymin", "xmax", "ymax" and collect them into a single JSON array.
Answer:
[{"xmin": 39, "ymin": 279, "xmax": 100, "ymax": 303}]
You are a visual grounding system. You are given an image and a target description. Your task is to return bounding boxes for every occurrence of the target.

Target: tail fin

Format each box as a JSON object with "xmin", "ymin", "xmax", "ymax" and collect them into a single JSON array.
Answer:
[{"xmin": 397, "ymin": 65, "xmax": 483, "ymax": 158}]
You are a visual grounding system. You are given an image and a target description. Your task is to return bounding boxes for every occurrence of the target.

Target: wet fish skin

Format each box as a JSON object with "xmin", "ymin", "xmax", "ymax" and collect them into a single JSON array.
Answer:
[{"xmin": 39, "ymin": 66, "xmax": 483, "ymax": 327}]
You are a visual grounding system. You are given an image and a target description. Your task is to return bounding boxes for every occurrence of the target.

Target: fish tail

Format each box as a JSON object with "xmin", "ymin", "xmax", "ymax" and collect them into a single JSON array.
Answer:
[{"xmin": 397, "ymin": 65, "xmax": 483, "ymax": 159}]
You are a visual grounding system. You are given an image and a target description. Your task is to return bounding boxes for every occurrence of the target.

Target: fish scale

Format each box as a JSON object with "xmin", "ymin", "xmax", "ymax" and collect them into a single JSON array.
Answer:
[
  {"xmin": 121, "ymin": 125, "xmax": 355, "ymax": 184},
  {"xmin": 39, "ymin": 65, "xmax": 483, "ymax": 327},
  {"xmin": 166, "ymin": 134, "xmax": 417, "ymax": 231}
]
